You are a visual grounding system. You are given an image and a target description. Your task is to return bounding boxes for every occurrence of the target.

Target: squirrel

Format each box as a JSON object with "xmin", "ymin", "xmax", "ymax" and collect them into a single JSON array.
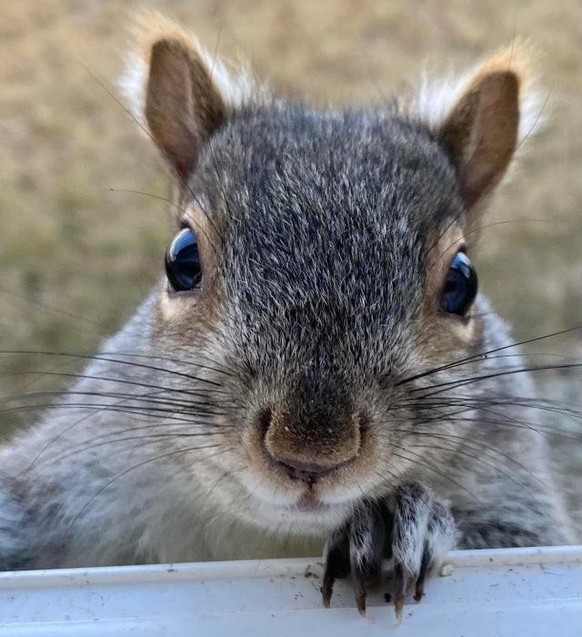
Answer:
[{"xmin": 0, "ymin": 13, "xmax": 575, "ymax": 618}]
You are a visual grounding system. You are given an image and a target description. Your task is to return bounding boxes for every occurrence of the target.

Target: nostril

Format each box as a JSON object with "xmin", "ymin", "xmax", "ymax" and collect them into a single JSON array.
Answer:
[{"xmin": 277, "ymin": 459, "xmax": 336, "ymax": 484}]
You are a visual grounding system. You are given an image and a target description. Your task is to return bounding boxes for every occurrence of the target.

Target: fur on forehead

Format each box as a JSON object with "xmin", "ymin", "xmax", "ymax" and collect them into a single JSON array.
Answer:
[{"xmin": 119, "ymin": 10, "xmax": 263, "ymax": 128}]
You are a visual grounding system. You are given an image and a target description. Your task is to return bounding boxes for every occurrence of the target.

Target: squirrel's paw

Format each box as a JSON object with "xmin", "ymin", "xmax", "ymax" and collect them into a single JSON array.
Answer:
[{"xmin": 321, "ymin": 482, "xmax": 456, "ymax": 620}]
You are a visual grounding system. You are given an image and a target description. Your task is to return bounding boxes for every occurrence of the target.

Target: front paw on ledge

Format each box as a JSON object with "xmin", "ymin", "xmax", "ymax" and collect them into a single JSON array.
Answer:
[{"xmin": 321, "ymin": 482, "xmax": 456, "ymax": 620}]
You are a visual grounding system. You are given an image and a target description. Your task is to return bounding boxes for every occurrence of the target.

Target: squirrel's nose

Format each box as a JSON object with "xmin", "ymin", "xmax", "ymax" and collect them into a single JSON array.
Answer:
[{"xmin": 259, "ymin": 406, "xmax": 362, "ymax": 484}]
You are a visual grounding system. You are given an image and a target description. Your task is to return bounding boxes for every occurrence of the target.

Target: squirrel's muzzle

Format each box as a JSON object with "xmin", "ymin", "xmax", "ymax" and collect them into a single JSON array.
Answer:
[{"xmin": 260, "ymin": 391, "xmax": 363, "ymax": 484}]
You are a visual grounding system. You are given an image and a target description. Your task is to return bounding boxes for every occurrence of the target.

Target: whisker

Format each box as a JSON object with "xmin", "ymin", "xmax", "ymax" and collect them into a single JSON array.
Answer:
[
  {"xmin": 0, "ymin": 285, "xmax": 105, "ymax": 330},
  {"xmin": 66, "ymin": 444, "xmax": 232, "ymax": 532},
  {"xmin": 410, "ymin": 363, "xmax": 582, "ymax": 399},
  {"xmin": 1, "ymin": 403, "xmax": 228, "ymax": 424},
  {"xmin": 0, "ymin": 351, "xmax": 230, "ymax": 390},
  {"xmin": 1, "ymin": 370, "xmax": 228, "ymax": 402},
  {"xmin": 80, "ymin": 62, "xmax": 222, "ymax": 255},
  {"xmin": 389, "ymin": 446, "xmax": 480, "ymax": 502},
  {"xmin": 41, "ymin": 430, "xmax": 231, "ymax": 470},
  {"xmin": 29, "ymin": 390, "xmax": 227, "ymax": 471},
  {"xmin": 396, "ymin": 325, "xmax": 582, "ymax": 386},
  {"xmin": 2, "ymin": 388, "xmax": 223, "ymax": 406},
  {"xmin": 408, "ymin": 442, "xmax": 537, "ymax": 494}
]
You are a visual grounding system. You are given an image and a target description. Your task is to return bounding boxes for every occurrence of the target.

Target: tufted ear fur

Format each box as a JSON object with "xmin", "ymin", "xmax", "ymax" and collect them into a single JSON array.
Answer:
[
  {"xmin": 413, "ymin": 47, "xmax": 542, "ymax": 208},
  {"xmin": 120, "ymin": 12, "xmax": 258, "ymax": 179}
]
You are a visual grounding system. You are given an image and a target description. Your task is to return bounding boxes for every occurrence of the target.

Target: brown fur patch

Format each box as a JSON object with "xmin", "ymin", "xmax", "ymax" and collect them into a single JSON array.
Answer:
[
  {"xmin": 415, "ymin": 223, "xmax": 478, "ymax": 368},
  {"xmin": 424, "ymin": 223, "xmax": 465, "ymax": 314},
  {"xmin": 157, "ymin": 203, "xmax": 223, "ymax": 339}
]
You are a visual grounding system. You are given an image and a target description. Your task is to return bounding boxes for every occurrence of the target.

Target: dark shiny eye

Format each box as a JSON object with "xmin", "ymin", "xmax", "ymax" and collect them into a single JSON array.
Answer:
[
  {"xmin": 165, "ymin": 228, "xmax": 202, "ymax": 291},
  {"xmin": 440, "ymin": 251, "xmax": 478, "ymax": 316}
]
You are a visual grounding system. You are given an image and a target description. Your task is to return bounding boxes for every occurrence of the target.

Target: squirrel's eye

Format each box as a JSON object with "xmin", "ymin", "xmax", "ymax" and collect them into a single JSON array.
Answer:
[
  {"xmin": 165, "ymin": 228, "xmax": 202, "ymax": 291},
  {"xmin": 440, "ymin": 252, "xmax": 478, "ymax": 316}
]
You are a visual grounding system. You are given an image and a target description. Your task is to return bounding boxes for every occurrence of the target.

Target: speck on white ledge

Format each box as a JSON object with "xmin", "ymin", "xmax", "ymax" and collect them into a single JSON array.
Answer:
[{"xmin": 0, "ymin": 546, "xmax": 580, "ymax": 636}]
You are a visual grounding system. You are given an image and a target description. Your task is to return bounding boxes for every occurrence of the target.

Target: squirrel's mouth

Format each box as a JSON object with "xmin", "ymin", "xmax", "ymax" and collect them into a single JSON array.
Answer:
[{"xmin": 294, "ymin": 490, "xmax": 326, "ymax": 512}]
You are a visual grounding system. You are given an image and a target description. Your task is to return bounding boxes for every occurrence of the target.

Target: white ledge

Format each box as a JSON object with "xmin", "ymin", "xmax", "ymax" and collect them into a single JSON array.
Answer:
[{"xmin": 0, "ymin": 545, "xmax": 580, "ymax": 636}]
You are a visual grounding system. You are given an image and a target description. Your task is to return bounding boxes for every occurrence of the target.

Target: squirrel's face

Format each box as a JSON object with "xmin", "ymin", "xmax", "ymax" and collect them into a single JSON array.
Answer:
[
  {"xmin": 159, "ymin": 109, "xmax": 476, "ymax": 527},
  {"xmin": 125, "ymin": 15, "xmax": 535, "ymax": 531}
]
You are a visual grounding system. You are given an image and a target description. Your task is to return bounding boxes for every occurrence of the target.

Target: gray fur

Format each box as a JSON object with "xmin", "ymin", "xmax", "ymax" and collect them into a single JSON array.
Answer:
[{"xmin": 0, "ymin": 57, "xmax": 574, "ymax": 582}]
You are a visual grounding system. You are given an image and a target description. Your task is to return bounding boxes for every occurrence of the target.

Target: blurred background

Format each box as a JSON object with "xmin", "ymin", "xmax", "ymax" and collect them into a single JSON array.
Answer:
[{"xmin": 1, "ymin": 0, "xmax": 581, "ymax": 534}]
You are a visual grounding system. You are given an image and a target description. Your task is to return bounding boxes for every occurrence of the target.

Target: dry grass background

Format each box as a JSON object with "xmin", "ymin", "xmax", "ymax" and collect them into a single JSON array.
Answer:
[{"xmin": 1, "ymin": 0, "xmax": 581, "ymax": 535}]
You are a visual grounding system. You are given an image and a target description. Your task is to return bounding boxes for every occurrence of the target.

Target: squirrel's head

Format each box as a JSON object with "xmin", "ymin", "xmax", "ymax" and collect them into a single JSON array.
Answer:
[{"xmin": 122, "ymin": 13, "xmax": 541, "ymax": 532}]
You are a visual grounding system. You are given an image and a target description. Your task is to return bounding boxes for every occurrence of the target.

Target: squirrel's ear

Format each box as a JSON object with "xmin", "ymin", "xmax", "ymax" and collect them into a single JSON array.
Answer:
[
  {"xmin": 120, "ymin": 12, "xmax": 256, "ymax": 179},
  {"xmin": 413, "ymin": 48, "xmax": 541, "ymax": 207}
]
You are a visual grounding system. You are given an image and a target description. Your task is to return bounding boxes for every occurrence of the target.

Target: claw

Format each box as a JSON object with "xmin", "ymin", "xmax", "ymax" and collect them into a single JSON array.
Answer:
[
  {"xmin": 393, "ymin": 562, "xmax": 407, "ymax": 621},
  {"xmin": 413, "ymin": 580, "xmax": 425, "ymax": 603},
  {"xmin": 322, "ymin": 534, "xmax": 351, "ymax": 609},
  {"xmin": 414, "ymin": 542, "xmax": 431, "ymax": 602},
  {"xmin": 351, "ymin": 572, "xmax": 367, "ymax": 616},
  {"xmin": 355, "ymin": 592, "xmax": 367, "ymax": 616},
  {"xmin": 321, "ymin": 561, "xmax": 338, "ymax": 608},
  {"xmin": 394, "ymin": 591, "xmax": 405, "ymax": 622},
  {"xmin": 321, "ymin": 579, "xmax": 333, "ymax": 609}
]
